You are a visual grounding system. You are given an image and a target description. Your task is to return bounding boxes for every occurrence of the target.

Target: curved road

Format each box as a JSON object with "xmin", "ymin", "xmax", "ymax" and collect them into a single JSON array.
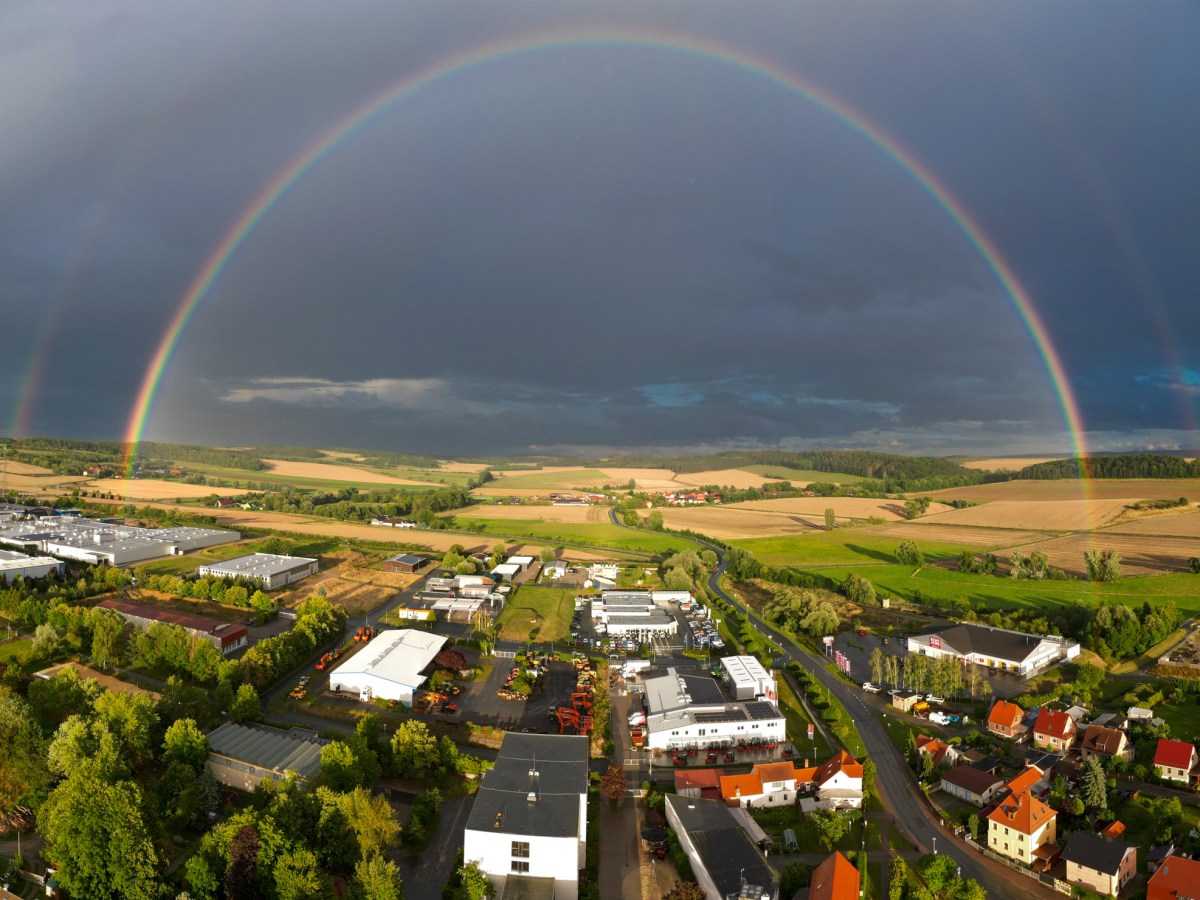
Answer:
[{"xmin": 613, "ymin": 513, "xmax": 1055, "ymax": 900}]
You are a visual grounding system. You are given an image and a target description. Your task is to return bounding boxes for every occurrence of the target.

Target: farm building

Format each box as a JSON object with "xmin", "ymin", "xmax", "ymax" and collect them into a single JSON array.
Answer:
[
  {"xmin": 720, "ymin": 655, "xmax": 777, "ymax": 702},
  {"xmin": 0, "ymin": 548, "xmax": 62, "ymax": 582},
  {"xmin": 642, "ymin": 670, "xmax": 785, "ymax": 752},
  {"xmin": 490, "ymin": 563, "xmax": 521, "ymax": 582},
  {"xmin": 382, "ymin": 553, "xmax": 428, "ymax": 574},
  {"xmin": 0, "ymin": 515, "xmax": 236, "ymax": 565},
  {"xmin": 326, "ymin": 628, "xmax": 447, "ymax": 705},
  {"xmin": 198, "ymin": 553, "xmax": 318, "ymax": 590},
  {"xmin": 506, "ymin": 555, "xmax": 535, "ymax": 571},
  {"xmin": 665, "ymin": 795, "xmax": 776, "ymax": 900},
  {"xmin": 908, "ymin": 622, "xmax": 1080, "ymax": 676},
  {"xmin": 97, "ymin": 598, "xmax": 248, "ymax": 654},
  {"xmin": 463, "ymin": 732, "xmax": 589, "ymax": 900},
  {"xmin": 205, "ymin": 722, "xmax": 328, "ymax": 790}
]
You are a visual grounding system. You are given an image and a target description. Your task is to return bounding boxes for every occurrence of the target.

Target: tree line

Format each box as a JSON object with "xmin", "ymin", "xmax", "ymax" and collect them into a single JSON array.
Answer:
[{"xmin": 1017, "ymin": 453, "xmax": 1200, "ymax": 480}]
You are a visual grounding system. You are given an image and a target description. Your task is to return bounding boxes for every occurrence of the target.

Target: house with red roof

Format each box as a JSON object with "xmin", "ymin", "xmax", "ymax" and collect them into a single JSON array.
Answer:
[
  {"xmin": 719, "ymin": 760, "xmax": 802, "ymax": 809},
  {"xmin": 987, "ymin": 790, "xmax": 1058, "ymax": 867},
  {"xmin": 796, "ymin": 750, "xmax": 864, "ymax": 810},
  {"xmin": 1003, "ymin": 764, "xmax": 1051, "ymax": 799},
  {"xmin": 1147, "ymin": 854, "xmax": 1200, "ymax": 900},
  {"xmin": 674, "ymin": 768, "xmax": 721, "ymax": 800},
  {"xmin": 808, "ymin": 851, "xmax": 860, "ymax": 900},
  {"xmin": 987, "ymin": 700, "xmax": 1028, "ymax": 740},
  {"xmin": 916, "ymin": 735, "xmax": 960, "ymax": 768},
  {"xmin": 1032, "ymin": 708, "xmax": 1077, "ymax": 753},
  {"xmin": 1153, "ymin": 739, "xmax": 1198, "ymax": 787}
]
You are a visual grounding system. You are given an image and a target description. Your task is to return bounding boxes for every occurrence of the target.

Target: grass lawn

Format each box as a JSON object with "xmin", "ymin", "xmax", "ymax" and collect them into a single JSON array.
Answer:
[
  {"xmin": 495, "ymin": 585, "xmax": 575, "ymax": 643},
  {"xmin": 732, "ymin": 532, "xmax": 990, "ymax": 569},
  {"xmin": 451, "ymin": 518, "xmax": 692, "ymax": 555},
  {"xmin": 879, "ymin": 713, "xmax": 932, "ymax": 758},
  {"xmin": 797, "ymin": 562, "xmax": 1200, "ymax": 616},
  {"xmin": 0, "ymin": 637, "xmax": 33, "ymax": 662},
  {"xmin": 1113, "ymin": 794, "xmax": 1200, "ymax": 852},
  {"xmin": 1150, "ymin": 693, "xmax": 1200, "ymax": 742},
  {"xmin": 776, "ymin": 672, "xmax": 833, "ymax": 760},
  {"xmin": 742, "ymin": 466, "xmax": 878, "ymax": 485},
  {"xmin": 752, "ymin": 806, "xmax": 874, "ymax": 855}
]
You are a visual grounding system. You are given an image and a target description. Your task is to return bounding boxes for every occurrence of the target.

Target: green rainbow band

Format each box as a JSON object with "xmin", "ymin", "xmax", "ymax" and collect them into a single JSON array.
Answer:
[{"xmin": 122, "ymin": 28, "xmax": 1088, "ymax": 475}]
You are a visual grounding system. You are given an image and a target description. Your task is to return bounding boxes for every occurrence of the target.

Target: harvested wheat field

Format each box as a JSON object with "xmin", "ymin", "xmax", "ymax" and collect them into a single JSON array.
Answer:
[
  {"xmin": 87, "ymin": 478, "xmax": 235, "ymax": 500},
  {"xmin": 596, "ymin": 468, "xmax": 685, "ymax": 490},
  {"xmin": 658, "ymin": 506, "xmax": 820, "ymax": 540},
  {"xmin": 1001, "ymin": 532, "xmax": 1200, "ymax": 576},
  {"xmin": 491, "ymin": 465, "xmax": 594, "ymax": 479},
  {"xmin": 261, "ymin": 459, "xmax": 430, "ymax": 486},
  {"xmin": 436, "ymin": 460, "xmax": 490, "ymax": 473},
  {"xmin": 961, "ymin": 457, "xmax": 1063, "ymax": 471},
  {"xmin": 920, "ymin": 499, "xmax": 1134, "ymax": 531},
  {"xmin": 470, "ymin": 487, "xmax": 590, "ymax": 498},
  {"xmin": 866, "ymin": 522, "xmax": 1056, "ymax": 548},
  {"xmin": 730, "ymin": 496, "xmax": 910, "ymax": 521},
  {"xmin": 673, "ymin": 469, "xmax": 783, "ymax": 490},
  {"xmin": 0, "ymin": 472, "xmax": 90, "ymax": 492},
  {"xmin": 1105, "ymin": 510, "xmax": 1200, "ymax": 537},
  {"xmin": 318, "ymin": 450, "xmax": 367, "ymax": 461},
  {"xmin": 929, "ymin": 478, "xmax": 1200, "ymax": 503},
  {"xmin": 456, "ymin": 504, "xmax": 607, "ymax": 523},
  {"xmin": 0, "ymin": 460, "xmax": 58, "ymax": 476}
]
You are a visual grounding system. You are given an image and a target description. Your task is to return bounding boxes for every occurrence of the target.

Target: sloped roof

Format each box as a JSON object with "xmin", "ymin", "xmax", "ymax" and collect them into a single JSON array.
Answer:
[
  {"xmin": 987, "ymin": 790, "xmax": 1056, "ymax": 835},
  {"xmin": 675, "ymin": 769, "xmax": 721, "ymax": 792},
  {"xmin": 1149, "ymin": 856, "xmax": 1200, "ymax": 900},
  {"xmin": 817, "ymin": 750, "xmax": 863, "ymax": 785},
  {"xmin": 1034, "ymin": 708, "xmax": 1076, "ymax": 739},
  {"xmin": 1063, "ymin": 832, "xmax": 1133, "ymax": 876},
  {"xmin": 988, "ymin": 700, "xmax": 1024, "ymax": 729},
  {"xmin": 720, "ymin": 772, "xmax": 763, "ymax": 801},
  {"xmin": 754, "ymin": 761, "xmax": 799, "ymax": 784},
  {"xmin": 1154, "ymin": 739, "xmax": 1197, "ymax": 770},
  {"xmin": 1004, "ymin": 765, "xmax": 1045, "ymax": 795},
  {"xmin": 809, "ymin": 851, "xmax": 860, "ymax": 900},
  {"xmin": 466, "ymin": 733, "xmax": 588, "ymax": 839},
  {"xmin": 916, "ymin": 735, "xmax": 952, "ymax": 766},
  {"xmin": 1081, "ymin": 724, "xmax": 1128, "ymax": 756},
  {"xmin": 941, "ymin": 765, "xmax": 1004, "ymax": 797},
  {"xmin": 207, "ymin": 722, "xmax": 328, "ymax": 778}
]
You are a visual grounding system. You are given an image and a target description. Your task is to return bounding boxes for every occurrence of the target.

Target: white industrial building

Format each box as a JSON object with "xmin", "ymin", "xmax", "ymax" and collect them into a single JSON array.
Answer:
[
  {"xmin": 506, "ymin": 555, "xmax": 535, "ymax": 571},
  {"xmin": 907, "ymin": 622, "xmax": 1081, "ymax": 677},
  {"xmin": 605, "ymin": 613, "xmax": 677, "ymax": 637},
  {"xmin": 720, "ymin": 656, "xmax": 778, "ymax": 702},
  {"xmin": 198, "ymin": 553, "xmax": 318, "ymax": 590},
  {"xmin": 0, "ymin": 549, "xmax": 63, "ymax": 583},
  {"xmin": 0, "ymin": 516, "xmax": 236, "ymax": 566},
  {"xmin": 327, "ymin": 629, "xmax": 447, "ymax": 705},
  {"xmin": 463, "ymin": 732, "xmax": 589, "ymax": 900},
  {"xmin": 491, "ymin": 563, "xmax": 521, "ymax": 582},
  {"xmin": 642, "ymin": 670, "xmax": 786, "ymax": 752}
]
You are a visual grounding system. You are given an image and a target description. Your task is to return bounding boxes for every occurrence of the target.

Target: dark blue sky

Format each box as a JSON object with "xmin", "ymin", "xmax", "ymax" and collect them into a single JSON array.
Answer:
[{"xmin": 2, "ymin": 1, "xmax": 1197, "ymax": 456}]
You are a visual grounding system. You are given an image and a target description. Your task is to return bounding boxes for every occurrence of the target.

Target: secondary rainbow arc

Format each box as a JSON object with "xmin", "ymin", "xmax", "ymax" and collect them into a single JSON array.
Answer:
[{"xmin": 120, "ymin": 28, "xmax": 1089, "ymax": 476}]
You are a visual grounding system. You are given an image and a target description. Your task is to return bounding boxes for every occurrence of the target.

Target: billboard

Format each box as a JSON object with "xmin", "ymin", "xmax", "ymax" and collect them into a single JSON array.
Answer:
[{"xmin": 929, "ymin": 636, "xmax": 942, "ymax": 650}]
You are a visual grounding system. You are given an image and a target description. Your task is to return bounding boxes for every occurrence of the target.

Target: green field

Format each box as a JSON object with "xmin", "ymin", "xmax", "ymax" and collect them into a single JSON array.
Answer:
[
  {"xmin": 732, "ymin": 531, "xmax": 988, "ymax": 568},
  {"xmin": 485, "ymin": 469, "xmax": 613, "ymax": 491},
  {"xmin": 799, "ymin": 562, "xmax": 1200, "ymax": 616},
  {"xmin": 176, "ymin": 462, "xmax": 442, "ymax": 493},
  {"xmin": 742, "ymin": 465, "xmax": 877, "ymax": 484},
  {"xmin": 140, "ymin": 535, "xmax": 347, "ymax": 576},
  {"xmin": 452, "ymin": 518, "xmax": 692, "ymax": 555},
  {"xmin": 495, "ymin": 585, "xmax": 575, "ymax": 642},
  {"xmin": 360, "ymin": 465, "xmax": 474, "ymax": 487},
  {"xmin": 0, "ymin": 638, "xmax": 33, "ymax": 662}
]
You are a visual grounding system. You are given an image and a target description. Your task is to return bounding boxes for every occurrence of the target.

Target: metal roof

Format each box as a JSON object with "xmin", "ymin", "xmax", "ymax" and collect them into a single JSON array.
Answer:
[
  {"xmin": 207, "ymin": 722, "xmax": 328, "ymax": 778},
  {"xmin": 327, "ymin": 629, "xmax": 446, "ymax": 688},
  {"xmin": 466, "ymin": 733, "xmax": 588, "ymax": 839},
  {"xmin": 200, "ymin": 553, "xmax": 317, "ymax": 579},
  {"xmin": 666, "ymin": 795, "xmax": 776, "ymax": 899}
]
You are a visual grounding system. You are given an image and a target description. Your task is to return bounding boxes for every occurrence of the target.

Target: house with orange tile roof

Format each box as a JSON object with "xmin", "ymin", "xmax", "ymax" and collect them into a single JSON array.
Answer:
[
  {"xmin": 1032, "ymin": 708, "xmax": 1077, "ymax": 753},
  {"xmin": 1147, "ymin": 854, "xmax": 1200, "ymax": 900},
  {"xmin": 1003, "ymin": 764, "xmax": 1051, "ymax": 798},
  {"xmin": 987, "ymin": 790, "xmax": 1057, "ymax": 866},
  {"xmin": 796, "ymin": 750, "xmax": 864, "ymax": 810},
  {"xmin": 1153, "ymin": 739, "xmax": 1198, "ymax": 787},
  {"xmin": 807, "ymin": 851, "xmax": 859, "ymax": 900},
  {"xmin": 719, "ymin": 761, "xmax": 803, "ymax": 808},
  {"xmin": 987, "ymin": 700, "xmax": 1027, "ymax": 740},
  {"xmin": 915, "ymin": 735, "xmax": 959, "ymax": 768}
]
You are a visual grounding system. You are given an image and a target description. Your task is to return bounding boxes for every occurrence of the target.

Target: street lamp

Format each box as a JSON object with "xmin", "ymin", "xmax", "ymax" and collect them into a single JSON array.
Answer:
[{"xmin": 933, "ymin": 836, "xmax": 938, "ymax": 855}]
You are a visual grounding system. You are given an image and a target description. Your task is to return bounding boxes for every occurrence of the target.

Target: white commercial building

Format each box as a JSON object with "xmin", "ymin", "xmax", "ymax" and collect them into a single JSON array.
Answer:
[
  {"xmin": 464, "ymin": 733, "xmax": 589, "ymax": 900},
  {"xmin": 605, "ymin": 612, "xmax": 677, "ymax": 638},
  {"xmin": 0, "ymin": 549, "xmax": 63, "ymax": 583},
  {"xmin": 491, "ymin": 563, "xmax": 521, "ymax": 582},
  {"xmin": 198, "ymin": 553, "xmax": 319, "ymax": 590},
  {"xmin": 643, "ymin": 670, "xmax": 785, "ymax": 752},
  {"xmin": 506, "ymin": 555, "xmax": 535, "ymax": 571},
  {"xmin": 720, "ymin": 656, "xmax": 778, "ymax": 702},
  {"xmin": 327, "ymin": 629, "xmax": 447, "ymax": 706},
  {"xmin": 0, "ymin": 516, "xmax": 237, "ymax": 566},
  {"xmin": 907, "ymin": 622, "xmax": 1081, "ymax": 677}
]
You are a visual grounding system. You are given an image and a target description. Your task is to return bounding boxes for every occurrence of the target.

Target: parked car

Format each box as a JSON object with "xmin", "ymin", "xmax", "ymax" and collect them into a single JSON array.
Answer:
[{"xmin": 862, "ymin": 682, "xmax": 881, "ymax": 693}]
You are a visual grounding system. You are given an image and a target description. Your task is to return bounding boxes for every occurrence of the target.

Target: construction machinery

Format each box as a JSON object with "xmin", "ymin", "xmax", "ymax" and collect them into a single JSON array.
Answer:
[
  {"xmin": 289, "ymin": 685, "xmax": 307, "ymax": 700},
  {"xmin": 315, "ymin": 652, "xmax": 333, "ymax": 671},
  {"xmin": 354, "ymin": 626, "xmax": 377, "ymax": 642}
]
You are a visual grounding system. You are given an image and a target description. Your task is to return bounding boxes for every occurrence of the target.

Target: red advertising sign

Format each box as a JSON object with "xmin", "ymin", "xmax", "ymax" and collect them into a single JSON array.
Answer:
[
  {"xmin": 929, "ymin": 636, "xmax": 942, "ymax": 650},
  {"xmin": 808, "ymin": 723, "xmax": 815, "ymax": 739}
]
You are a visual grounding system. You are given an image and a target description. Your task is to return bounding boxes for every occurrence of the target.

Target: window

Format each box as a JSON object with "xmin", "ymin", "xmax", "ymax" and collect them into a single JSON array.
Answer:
[
  {"xmin": 512, "ymin": 841, "xmax": 530, "ymax": 859},
  {"xmin": 512, "ymin": 861, "xmax": 530, "ymax": 874}
]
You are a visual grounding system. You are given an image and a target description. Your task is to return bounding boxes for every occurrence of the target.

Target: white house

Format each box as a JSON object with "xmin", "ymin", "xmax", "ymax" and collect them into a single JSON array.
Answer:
[
  {"xmin": 463, "ymin": 733, "xmax": 589, "ymax": 900},
  {"xmin": 797, "ymin": 751, "xmax": 865, "ymax": 810},
  {"xmin": 326, "ymin": 629, "xmax": 446, "ymax": 705},
  {"xmin": 643, "ymin": 671, "xmax": 785, "ymax": 752},
  {"xmin": 720, "ymin": 761, "xmax": 802, "ymax": 808}
]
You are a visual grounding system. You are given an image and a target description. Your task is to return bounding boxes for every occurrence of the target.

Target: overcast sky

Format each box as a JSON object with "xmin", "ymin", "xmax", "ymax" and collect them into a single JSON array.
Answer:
[{"xmin": 2, "ymin": 1, "xmax": 1197, "ymax": 457}]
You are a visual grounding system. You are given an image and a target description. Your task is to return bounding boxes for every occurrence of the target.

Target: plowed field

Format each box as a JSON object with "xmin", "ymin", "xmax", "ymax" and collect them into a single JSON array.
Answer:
[
  {"xmin": 865, "ymin": 522, "xmax": 1055, "ymax": 548},
  {"xmin": 1107, "ymin": 512, "xmax": 1200, "ymax": 537},
  {"xmin": 920, "ymin": 499, "xmax": 1133, "ymax": 531},
  {"xmin": 658, "ymin": 506, "xmax": 822, "ymax": 540},
  {"xmin": 1002, "ymin": 532, "xmax": 1200, "ymax": 576}
]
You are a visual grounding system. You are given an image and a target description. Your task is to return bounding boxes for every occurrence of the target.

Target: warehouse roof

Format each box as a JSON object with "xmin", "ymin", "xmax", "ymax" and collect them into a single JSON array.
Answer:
[
  {"xmin": 200, "ymin": 553, "xmax": 317, "ymax": 579},
  {"xmin": 721, "ymin": 655, "xmax": 771, "ymax": 688},
  {"xmin": 97, "ymin": 598, "xmax": 247, "ymax": 643},
  {"xmin": 327, "ymin": 629, "xmax": 446, "ymax": 688},
  {"xmin": 466, "ymin": 733, "xmax": 588, "ymax": 839},
  {"xmin": 914, "ymin": 622, "xmax": 1077, "ymax": 665},
  {"xmin": 387, "ymin": 553, "xmax": 425, "ymax": 566},
  {"xmin": 666, "ymin": 795, "xmax": 776, "ymax": 899},
  {"xmin": 207, "ymin": 722, "xmax": 328, "ymax": 778}
]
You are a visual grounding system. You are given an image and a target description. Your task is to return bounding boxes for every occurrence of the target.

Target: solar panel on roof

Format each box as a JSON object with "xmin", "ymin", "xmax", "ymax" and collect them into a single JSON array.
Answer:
[
  {"xmin": 694, "ymin": 709, "xmax": 746, "ymax": 724},
  {"xmin": 745, "ymin": 701, "xmax": 779, "ymax": 720}
]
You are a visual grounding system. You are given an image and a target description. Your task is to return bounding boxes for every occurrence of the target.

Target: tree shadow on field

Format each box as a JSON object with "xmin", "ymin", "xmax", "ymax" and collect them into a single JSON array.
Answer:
[{"xmin": 843, "ymin": 544, "xmax": 895, "ymax": 563}]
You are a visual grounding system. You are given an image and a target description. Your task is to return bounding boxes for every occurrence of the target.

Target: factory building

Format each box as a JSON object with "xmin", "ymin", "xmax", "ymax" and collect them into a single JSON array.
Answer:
[
  {"xmin": 97, "ymin": 598, "xmax": 248, "ymax": 654},
  {"xmin": 720, "ymin": 655, "xmax": 778, "ymax": 702},
  {"xmin": 327, "ymin": 629, "xmax": 447, "ymax": 706},
  {"xmin": 0, "ymin": 548, "xmax": 63, "ymax": 583},
  {"xmin": 907, "ymin": 622, "xmax": 1080, "ymax": 677},
  {"xmin": 198, "ymin": 553, "xmax": 319, "ymax": 590},
  {"xmin": 0, "ymin": 515, "xmax": 236, "ymax": 566},
  {"xmin": 205, "ymin": 722, "xmax": 329, "ymax": 791},
  {"xmin": 642, "ymin": 669, "xmax": 786, "ymax": 752}
]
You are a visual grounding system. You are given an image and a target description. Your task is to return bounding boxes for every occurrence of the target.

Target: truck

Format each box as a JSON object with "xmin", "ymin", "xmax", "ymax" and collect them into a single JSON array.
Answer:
[
  {"xmin": 912, "ymin": 701, "xmax": 931, "ymax": 718},
  {"xmin": 862, "ymin": 682, "xmax": 881, "ymax": 693}
]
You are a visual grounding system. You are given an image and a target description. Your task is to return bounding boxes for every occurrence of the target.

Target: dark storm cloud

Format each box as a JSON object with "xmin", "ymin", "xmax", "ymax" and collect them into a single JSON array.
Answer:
[{"xmin": 2, "ymin": 0, "xmax": 1197, "ymax": 454}]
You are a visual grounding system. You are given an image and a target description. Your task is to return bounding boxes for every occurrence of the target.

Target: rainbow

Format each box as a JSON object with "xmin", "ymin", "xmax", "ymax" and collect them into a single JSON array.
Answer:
[{"xmin": 121, "ymin": 28, "xmax": 1089, "ymax": 476}]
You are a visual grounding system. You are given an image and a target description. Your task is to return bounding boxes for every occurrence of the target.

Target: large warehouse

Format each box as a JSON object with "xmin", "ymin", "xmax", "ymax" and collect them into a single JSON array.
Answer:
[
  {"xmin": 0, "ymin": 548, "xmax": 62, "ymax": 583},
  {"xmin": 0, "ymin": 516, "xmax": 237, "ymax": 565},
  {"xmin": 97, "ymin": 598, "xmax": 249, "ymax": 654},
  {"xmin": 198, "ymin": 553, "xmax": 319, "ymax": 590},
  {"xmin": 327, "ymin": 628, "xmax": 447, "ymax": 705},
  {"xmin": 720, "ymin": 655, "xmax": 778, "ymax": 702},
  {"xmin": 206, "ymin": 722, "xmax": 329, "ymax": 790},
  {"xmin": 907, "ymin": 622, "xmax": 1081, "ymax": 676},
  {"xmin": 642, "ymin": 669, "xmax": 786, "ymax": 752}
]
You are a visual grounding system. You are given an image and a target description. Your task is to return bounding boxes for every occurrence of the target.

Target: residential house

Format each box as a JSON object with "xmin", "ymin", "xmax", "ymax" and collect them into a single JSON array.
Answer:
[
  {"xmin": 916, "ymin": 735, "xmax": 960, "ymax": 768},
  {"xmin": 1062, "ymin": 832, "xmax": 1137, "ymax": 897},
  {"xmin": 675, "ymin": 769, "xmax": 722, "ymax": 801},
  {"xmin": 1147, "ymin": 855, "xmax": 1200, "ymax": 900},
  {"xmin": 1032, "ymin": 708, "xmax": 1077, "ymax": 753},
  {"xmin": 719, "ymin": 762, "xmax": 801, "ymax": 809},
  {"xmin": 939, "ymin": 766, "xmax": 1005, "ymax": 807},
  {"xmin": 1153, "ymin": 740, "xmax": 1198, "ymax": 786},
  {"xmin": 806, "ymin": 851, "xmax": 859, "ymax": 900},
  {"xmin": 987, "ymin": 700, "xmax": 1027, "ymax": 740},
  {"xmin": 1003, "ymin": 764, "xmax": 1051, "ymax": 799},
  {"xmin": 1080, "ymin": 725, "xmax": 1135, "ymax": 764},
  {"xmin": 796, "ymin": 751, "xmax": 864, "ymax": 810},
  {"xmin": 987, "ymin": 791, "xmax": 1058, "ymax": 867}
]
